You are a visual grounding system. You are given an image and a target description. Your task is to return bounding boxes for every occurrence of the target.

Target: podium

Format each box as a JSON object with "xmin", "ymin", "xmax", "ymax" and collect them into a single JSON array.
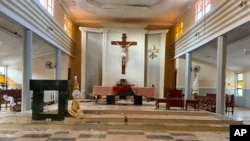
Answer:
[{"xmin": 30, "ymin": 80, "xmax": 70, "ymax": 120}]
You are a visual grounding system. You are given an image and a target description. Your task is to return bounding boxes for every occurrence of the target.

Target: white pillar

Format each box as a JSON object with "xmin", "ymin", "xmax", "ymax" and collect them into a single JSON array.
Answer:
[
  {"xmin": 216, "ymin": 36, "xmax": 227, "ymax": 114},
  {"xmin": 54, "ymin": 48, "xmax": 62, "ymax": 102},
  {"xmin": 55, "ymin": 49, "xmax": 62, "ymax": 80},
  {"xmin": 79, "ymin": 27, "xmax": 103, "ymax": 98},
  {"xmin": 22, "ymin": 29, "xmax": 32, "ymax": 111},
  {"xmin": 184, "ymin": 52, "xmax": 192, "ymax": 100},
  {"xmin": 102, "ymin": 30, "xmax": 108, "ymax": 86}
]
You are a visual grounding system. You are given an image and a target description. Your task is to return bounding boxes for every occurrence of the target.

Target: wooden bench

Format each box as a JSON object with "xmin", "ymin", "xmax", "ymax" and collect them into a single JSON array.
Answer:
[
  {"xmin": 155, "ymin": 98, "xmax": 168, "ymax": 109},
  {"xmin": 185, "ymin": 99, "xmax": 199, "ymax": 111}
]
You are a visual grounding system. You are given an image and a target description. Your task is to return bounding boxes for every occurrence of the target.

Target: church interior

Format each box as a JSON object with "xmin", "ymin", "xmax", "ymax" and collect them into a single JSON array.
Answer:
[{"xmin": 1, "ymin": 0, "xmax": 250, "ymax": 140}]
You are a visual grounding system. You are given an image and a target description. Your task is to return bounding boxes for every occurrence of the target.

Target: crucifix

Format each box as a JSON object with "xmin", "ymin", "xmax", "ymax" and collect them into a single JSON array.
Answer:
[{"xmin": 111, "ymin": 33, "xmax": 137, "ymax": 74}]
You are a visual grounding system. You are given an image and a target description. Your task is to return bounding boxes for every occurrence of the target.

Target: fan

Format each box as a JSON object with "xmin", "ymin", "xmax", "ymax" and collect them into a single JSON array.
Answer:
[
  {"xmin": 45, "ymin": 61, "xmax": 55, "ymax": 69},
  {"xmin": 192, "ymin": 65, "xmax": 201, "ymax": 73}
]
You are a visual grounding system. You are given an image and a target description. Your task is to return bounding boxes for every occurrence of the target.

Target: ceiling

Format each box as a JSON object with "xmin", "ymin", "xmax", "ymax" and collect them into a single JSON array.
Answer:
[
  {"xmin": 59, "ymin": 0, "xmax": 193, "ymax": 28},
  {"xmin": 1, "ymin": 0, "xmax": 250, "ymax": 72},
  {"xmin": 0, "ymin": 13, "xmax": 55, "ymax": 65}
]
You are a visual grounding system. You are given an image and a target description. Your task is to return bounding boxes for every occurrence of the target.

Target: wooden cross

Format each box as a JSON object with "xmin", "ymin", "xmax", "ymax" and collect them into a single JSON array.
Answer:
[{"xmin": 111, "ymin": 33, "xmax": 137, "ymax": 74}]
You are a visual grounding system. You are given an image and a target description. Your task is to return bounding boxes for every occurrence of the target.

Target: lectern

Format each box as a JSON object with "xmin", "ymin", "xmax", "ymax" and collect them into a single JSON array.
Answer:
[{"xmin": 30, "ymin": 80, "xmax": 69, "ymax": 120}]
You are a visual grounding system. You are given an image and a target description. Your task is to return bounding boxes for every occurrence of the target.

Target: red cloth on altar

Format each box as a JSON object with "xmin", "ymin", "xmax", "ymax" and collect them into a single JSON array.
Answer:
[{"xmin": 112, "ymin": 85, "xmax": 134, "ymax": 93}]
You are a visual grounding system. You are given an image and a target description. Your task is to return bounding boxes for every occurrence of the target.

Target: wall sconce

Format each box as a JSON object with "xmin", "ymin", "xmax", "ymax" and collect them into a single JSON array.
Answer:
[
  {"xmin": 239, "ymin": 0, "xmax": 248, "ymax": 7},
  {"xmin": 148, "ymin": 45, "xmax": 159, "ymax": 59},
  {"xmin": 47, "ymin": 26, "xmax": 53, "ymax": 32},
  {"xmin": 194, "ymin": 32, "xmax": 200, "ymax": 37}
]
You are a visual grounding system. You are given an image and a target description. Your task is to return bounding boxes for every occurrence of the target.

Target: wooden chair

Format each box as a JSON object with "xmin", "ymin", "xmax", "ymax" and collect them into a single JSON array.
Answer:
[
  {"xmin": 0, "ymin": 89, "xmax": 10, "ymax": 110},
  {"xmin": 166, "ymin": 89, "xmax": 184, "ymax": 110}
]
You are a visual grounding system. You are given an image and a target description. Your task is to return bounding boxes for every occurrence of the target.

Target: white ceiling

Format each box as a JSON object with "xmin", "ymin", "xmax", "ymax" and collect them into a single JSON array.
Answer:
[
  {"xmin": 1, "ymin": 0, "xmax": 250, "ymax": 72},
  {"xmin": 59, "ymin": 0, "xmax": 193, "ymax": 27}
]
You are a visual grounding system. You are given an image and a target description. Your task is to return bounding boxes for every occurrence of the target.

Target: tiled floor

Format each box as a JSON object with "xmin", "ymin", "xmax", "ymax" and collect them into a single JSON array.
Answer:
[{"xmin": 0, "ymin": 99, "xmax": 249, "ymax": 141}]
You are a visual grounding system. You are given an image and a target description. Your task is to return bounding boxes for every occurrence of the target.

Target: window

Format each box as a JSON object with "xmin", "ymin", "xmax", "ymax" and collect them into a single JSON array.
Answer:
[
  {"xmin": 0, "ymin": 66, "xmax": 6, "ymax": 84},
  {"xmin": 40, "ymin": 0, "xmax": 54, "ymax": 16},
  {"xmin": 175, "ymin": 21, "xmax": 183, "ymax": 39},
  {"xmin": 196, "ymin": 0, "xmax": 211, "ymax": 21},
  {"xmin": 236, "ymin": 73, "xmax": 243, "ymax": 96},
  {"xmin": 64, "ymin": 15, "xmax": 72, "ymax": 37},
  {"xmin": 204, "ymin": 0, "xmax": 211, "ymax": 14}
]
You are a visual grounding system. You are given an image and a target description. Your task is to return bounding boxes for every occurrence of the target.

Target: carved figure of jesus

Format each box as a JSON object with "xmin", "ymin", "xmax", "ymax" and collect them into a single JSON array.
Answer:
[
  {"xmin": 192, "ymin": 74, "xmax": 199, "ymax": 94},
  {"xmin": 118, "ymin": 41, "xmax": 132, "ymax": 66},
  {"xmin": 111, "ymin": 33, "xmax": 137, "ymax": 74}
]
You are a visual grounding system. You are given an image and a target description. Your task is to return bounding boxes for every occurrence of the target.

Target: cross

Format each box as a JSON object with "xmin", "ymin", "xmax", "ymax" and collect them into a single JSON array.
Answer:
[{"xmin": 111, "ymin": 33, "xmax": 137, "ymax": 74}]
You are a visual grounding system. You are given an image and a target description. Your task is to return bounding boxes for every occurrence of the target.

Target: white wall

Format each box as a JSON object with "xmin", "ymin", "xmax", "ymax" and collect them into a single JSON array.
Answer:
[
  {"xmin": 103, "ymin": 26, "xmax": 146, "ymax": 86},
  {"xmin": 7, "ymin": 53, "xmax": 70, "ymax": 89},
  {"xmin": 80, "ymin": 25, "xmax": 167, "ymax": 98},
  {"xmin": 176, "ymin": 58, "xmax": 235, "ymax": 95}
]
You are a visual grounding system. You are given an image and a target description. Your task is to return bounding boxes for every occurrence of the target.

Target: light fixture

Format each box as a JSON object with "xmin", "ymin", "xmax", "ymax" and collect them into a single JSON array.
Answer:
[
  {"xmin": 239, "ymin": 0, "xmax": 248, "ymax": 7},
  {"xmin": 148, "ymin": 45, "xmax": 159, "ymax": 59},
  {"xmin": 244, "ymin": 49, "xmax": 250, "ymax": 55},
  {"xmin": 47, "ymin": 26, "xmax": 53, "ymax": 31}
]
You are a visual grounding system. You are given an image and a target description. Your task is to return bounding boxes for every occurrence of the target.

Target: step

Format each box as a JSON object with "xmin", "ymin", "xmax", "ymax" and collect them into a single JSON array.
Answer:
[{"xmin": 0, "ymin": 110, "xmax": 242, "ymax": 132}]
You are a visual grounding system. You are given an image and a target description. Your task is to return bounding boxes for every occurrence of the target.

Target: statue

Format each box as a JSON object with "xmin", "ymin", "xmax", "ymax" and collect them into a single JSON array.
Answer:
[
  {"xmin": 192, "ymin": 73, "xmax": 199, "ymax": 95},
  {"xmin": 111, "ymin": 33, "xmax": 137, "ymax": 74},
  {"xmin": 68, "ymin": 76, "xmax": 84, "ymax": 119}
]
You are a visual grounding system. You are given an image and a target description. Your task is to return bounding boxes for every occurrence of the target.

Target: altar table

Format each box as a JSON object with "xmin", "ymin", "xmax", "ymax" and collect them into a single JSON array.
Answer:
[{"xmin": 92, "ymin": 86, "xmax": 155, "ymax": 105}]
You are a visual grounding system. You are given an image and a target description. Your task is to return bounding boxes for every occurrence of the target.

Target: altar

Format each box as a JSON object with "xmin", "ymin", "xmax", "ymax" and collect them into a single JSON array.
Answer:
[{"xmin": 92, "ymin": 86, "xmax": 155, "ymax": 105}]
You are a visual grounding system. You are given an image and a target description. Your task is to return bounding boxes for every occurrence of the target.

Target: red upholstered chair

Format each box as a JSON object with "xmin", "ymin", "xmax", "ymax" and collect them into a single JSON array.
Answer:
[
  {"xmin": 166, "ymin": 89, "xmax": 184, "ymax": 110},
  {"xmin": 226, "ymin": 94, "xmax": 234, "ymax": 114}
]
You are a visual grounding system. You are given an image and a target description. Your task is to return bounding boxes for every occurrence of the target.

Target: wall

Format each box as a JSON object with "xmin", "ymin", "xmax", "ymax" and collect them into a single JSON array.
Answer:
[
  {"xmin": 101, "ymin": 25, "xmax": 146, "ymax": 87},
  {"xmin": 85, "ymin": 32, "xmax": 103, "ymax": 97},
  {"xmin": 80, "ymin": 25, "xmax": 167, "ymax": 98},
  {"xmin": 8, "ymin": 53, "xmax": 70, "ymax": 83},
  {"xmin": 177, "ymin": 0, "xmax": 224, "ymax": 38},
  {"xmin": 176, "ymin": 57, "xmax": 250, "ymax": 108},
  {"xmin": 176, "ymin": 58, "xmax": 235, "ymax": 96},
  {"xmin": 236, "ymin": 70, "xmax": 250, "ymax": 107},
  {"xmin": 7, "ymin": 53, "xmax": 70, "ymax": 101},
  {"xmin": 145, "ymin": 33, "xmax": 161, "ymax": 98}
]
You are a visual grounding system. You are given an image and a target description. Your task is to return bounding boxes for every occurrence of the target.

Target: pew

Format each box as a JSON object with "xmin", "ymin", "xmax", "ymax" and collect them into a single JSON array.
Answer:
[{"xmin": 195, "ymin": 93, "xmax": 234, "ymax": 114}]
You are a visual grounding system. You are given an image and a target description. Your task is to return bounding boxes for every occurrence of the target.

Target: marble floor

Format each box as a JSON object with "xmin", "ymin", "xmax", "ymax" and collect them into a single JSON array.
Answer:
[{"xmin": 0, "ymin": 99, "xmax": 249, "ymax": 141}]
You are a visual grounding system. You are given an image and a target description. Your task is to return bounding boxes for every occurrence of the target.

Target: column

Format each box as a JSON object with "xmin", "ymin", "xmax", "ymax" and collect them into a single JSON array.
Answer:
[
  {"xmin": 216, "ymin": 36, "xmax": 227, "ymax": 114},
  {"xmin": 184, "ymin": 52, "xmax": 192, "ymax": 100},
  {"xmin": 79, "ymin": 27, "xmax": 103, "ymax": 98},
  {"xmin": 80, "ymin": 28, "xmax": 87, "ymax": 98},
  {"xmin": 22, "ymin": 29, "xmax": 32, "ymax": 111},
  {"xmin": 159, "ymin": 30, "xmax": 168, "ymax": 98},
  {"xmin": 54, "ymin": 48, "xmax": 62, "ymax": 102},
  {"xmin": 102, "ymin": 30, "xmax": 108, "ymax": 86}
]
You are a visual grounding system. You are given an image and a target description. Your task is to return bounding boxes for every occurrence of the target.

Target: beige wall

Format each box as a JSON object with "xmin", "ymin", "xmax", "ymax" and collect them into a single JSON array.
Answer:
[
  {"xmin": 177, "ymin": 0, "xmax": 224, "ymax": 36},
  {"xmin": 244, "ymin": 71, "xmax": 250, "ymax": 89},
  {"xmin": 176, "ymin": 58, "xmax": 236, "ymax": 90},
  {"xmin": 7, "ymin": 53, "xmax": 70, "ymax": 89},
  {"xmin": 53, "ymin": 0, "xmax": 77, "ymax": 41}
]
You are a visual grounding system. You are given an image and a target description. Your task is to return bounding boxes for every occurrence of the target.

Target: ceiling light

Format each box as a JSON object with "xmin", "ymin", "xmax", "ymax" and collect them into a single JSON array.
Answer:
[{"xmin": 244, "ymin": 49, "xmax": 250, "ymax": 55}]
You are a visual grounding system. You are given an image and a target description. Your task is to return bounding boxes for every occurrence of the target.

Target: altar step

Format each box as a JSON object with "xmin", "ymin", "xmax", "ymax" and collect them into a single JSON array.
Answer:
[{"xmin": 0, "ymin": 109, "xmax": 243, "ymax": 132}]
